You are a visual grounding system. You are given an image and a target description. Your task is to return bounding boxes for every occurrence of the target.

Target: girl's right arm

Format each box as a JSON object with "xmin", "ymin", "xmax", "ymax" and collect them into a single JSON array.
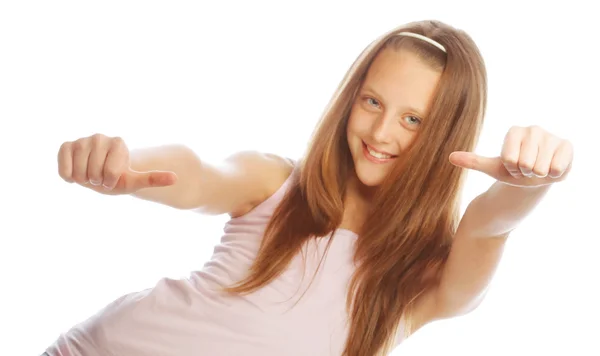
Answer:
[{"xmin": 57, "ymin": 133, "xmax": 294, "ymax": 217}]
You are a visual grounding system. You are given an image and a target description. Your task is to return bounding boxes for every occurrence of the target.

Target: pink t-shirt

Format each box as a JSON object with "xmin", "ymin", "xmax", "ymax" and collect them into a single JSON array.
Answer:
[{"xmin": 45, "ymin": 170, "xmax": 404, "ymax": 356}]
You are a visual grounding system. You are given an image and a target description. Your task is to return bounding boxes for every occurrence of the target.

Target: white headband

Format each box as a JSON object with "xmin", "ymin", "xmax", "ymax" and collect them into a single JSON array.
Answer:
[{"xmin": 396, "ymin": 32, "xmax": 446, "ymax": 53}]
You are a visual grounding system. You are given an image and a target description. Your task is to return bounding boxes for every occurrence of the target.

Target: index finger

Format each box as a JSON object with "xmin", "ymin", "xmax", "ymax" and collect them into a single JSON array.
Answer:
[{"xmin": 125, "ymin": 170, "xmax": 178, "ymax": 192}]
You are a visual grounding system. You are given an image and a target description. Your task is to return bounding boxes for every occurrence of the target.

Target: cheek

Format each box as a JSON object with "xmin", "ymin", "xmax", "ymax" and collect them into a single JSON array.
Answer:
[
  {"xmin": 347, "ymin": 109, "xmax": 370, "ymax": 135},
  {"xmin": 401, "ymin": 132, "xmax": 418, "ymax": 150},
  {"xmin": 346, "ymin": 112, "xmax": 358, "ymax": 137}
]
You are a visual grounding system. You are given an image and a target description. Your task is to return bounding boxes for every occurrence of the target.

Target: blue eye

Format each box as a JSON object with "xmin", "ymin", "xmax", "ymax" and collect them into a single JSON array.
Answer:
[
  {"xmin": 404, "ymin": 116, "xmax": 421, "ymax": 125},
  {"xmin": 366, "ymin": 97, "xmax": 380, "ymax": 108}
]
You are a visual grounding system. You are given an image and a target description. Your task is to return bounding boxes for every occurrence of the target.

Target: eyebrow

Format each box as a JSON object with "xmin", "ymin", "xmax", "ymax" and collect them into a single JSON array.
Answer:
[{"xmin": 361, "ymin": 85, "xmax": 426, "ymax": 117}]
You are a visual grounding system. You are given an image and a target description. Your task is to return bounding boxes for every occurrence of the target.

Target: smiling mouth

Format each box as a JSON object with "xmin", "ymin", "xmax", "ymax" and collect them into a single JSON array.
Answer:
[{"xmin": 362, "ymin": 141, "xmax": 397, "ymax": 163}]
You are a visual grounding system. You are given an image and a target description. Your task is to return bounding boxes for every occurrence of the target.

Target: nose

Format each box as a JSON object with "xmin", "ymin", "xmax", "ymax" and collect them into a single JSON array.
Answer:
[{"xmin": 371, "ymin": 114, "xmax": 395, "ymax": 143}]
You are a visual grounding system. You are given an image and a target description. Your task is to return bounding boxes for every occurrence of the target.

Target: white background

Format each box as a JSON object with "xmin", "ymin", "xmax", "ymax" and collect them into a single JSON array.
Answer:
[{"xmin": 1, "ymin": 1, "xmax": 599, "ymax": 355}]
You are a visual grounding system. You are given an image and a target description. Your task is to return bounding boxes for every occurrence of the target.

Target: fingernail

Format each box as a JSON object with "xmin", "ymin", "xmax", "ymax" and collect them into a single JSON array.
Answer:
[
  {"xmin": 102, "ymin": 184, "xmax": 112, "ymax": 191},
  {"xmin": 90, "ymin": 180, "xmax": 101, "ymax": 186}
]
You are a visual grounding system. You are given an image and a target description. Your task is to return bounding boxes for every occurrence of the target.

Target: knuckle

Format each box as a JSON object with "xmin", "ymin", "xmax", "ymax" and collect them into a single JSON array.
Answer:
[
  {"xmin": 559, "ymin": 139, "xmax": 572, "ymax": 150},
  {"xmin": 58, "ymin": 168, "xmax": 71, "ymax": 181},
  {"xmin": 528, "ymin": 126, "xmax": 545, "ymax": 139},
  {"xmin": 529, "ymin": 125, "xmax": 544, "ymax": 132},
  {"xmin": 110, "ymin": 138, "xmax": 129, "ymax": 159},
  {"xmin": 508, "ymin": 125, "xmax": 522, "ymax": 135},
  {"xmin": 91, "ymin": 133, "xmax": 106, "ymax": 145},
  {"xmin": 111, "ymin": 136, "xmax": 125, "ymax": 148},
  {"xmin": 59, "ymin": 141, "xmax": 72, "ymax": 153},
  {"xmin": 72, "ymin": 138, "xmax": 88, "ymax": 151}
]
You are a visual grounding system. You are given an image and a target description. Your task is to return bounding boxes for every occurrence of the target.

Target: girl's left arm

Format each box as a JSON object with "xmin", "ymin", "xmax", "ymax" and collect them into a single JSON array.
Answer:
[{"xmin": 417, "ymin": 125, "xmax": 573, "ymax": 323}]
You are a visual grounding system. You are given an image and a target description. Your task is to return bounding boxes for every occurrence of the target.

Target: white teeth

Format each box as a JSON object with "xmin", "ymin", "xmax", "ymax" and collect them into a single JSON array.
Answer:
[{"xmin": 367, "ymin": 146, "xmax": 392, "ymax": 159}]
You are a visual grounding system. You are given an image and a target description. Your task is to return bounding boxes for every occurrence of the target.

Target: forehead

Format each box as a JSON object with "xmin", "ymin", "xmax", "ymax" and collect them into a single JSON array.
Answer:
[{"xmin": 362, "ymin": 48, "xmax": 442, "ymax": 115}]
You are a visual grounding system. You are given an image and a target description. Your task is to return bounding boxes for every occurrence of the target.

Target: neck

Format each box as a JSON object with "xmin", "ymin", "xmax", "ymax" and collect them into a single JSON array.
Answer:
[{"xmin": 341, "ymin": 171, "xmax": 376, "ymax": 233}]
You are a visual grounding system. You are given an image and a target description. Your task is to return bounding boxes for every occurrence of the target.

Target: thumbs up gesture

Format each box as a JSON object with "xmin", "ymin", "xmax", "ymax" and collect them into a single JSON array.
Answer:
[
  {"xmin": 57, "ymin": 134, "xmax": 178, "ymax": 195},
  {"xmin": 449, "ymin": 125, "xmax": 573, "ymax": 187}
]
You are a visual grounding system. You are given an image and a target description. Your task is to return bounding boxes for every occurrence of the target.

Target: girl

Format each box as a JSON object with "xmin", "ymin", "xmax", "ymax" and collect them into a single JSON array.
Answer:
[{"xmin": 47, "ymin": 19, "xmax": 573, "ymax": 356}]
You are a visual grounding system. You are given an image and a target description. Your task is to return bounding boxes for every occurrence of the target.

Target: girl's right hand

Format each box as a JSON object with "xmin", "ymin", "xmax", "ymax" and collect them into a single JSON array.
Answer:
[{"xmin": 57, "ymin": 133, "xmax": 177, "ymax": 195}]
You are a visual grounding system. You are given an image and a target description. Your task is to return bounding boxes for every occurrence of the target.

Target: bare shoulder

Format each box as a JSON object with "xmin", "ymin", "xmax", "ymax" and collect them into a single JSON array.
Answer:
[{"xmin": 224, "ymin": 150, "xmax": 295, "ymax": 218}]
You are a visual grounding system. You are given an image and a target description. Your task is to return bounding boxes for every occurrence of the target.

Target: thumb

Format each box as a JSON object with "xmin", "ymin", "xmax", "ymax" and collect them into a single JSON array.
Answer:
[
  {"xmin": 119, "ymin": 169, "xmax": 178, "ymax": 192},
  {"xmin": 449, "ymin": 151, "xmax": 504, "ymax": 178}
]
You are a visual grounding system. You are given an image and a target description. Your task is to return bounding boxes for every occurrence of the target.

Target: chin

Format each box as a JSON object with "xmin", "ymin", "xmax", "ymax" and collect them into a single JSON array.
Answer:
[
  {"xmin": 354, "ymin": 159, "xmax": 387, "ymax": 187},
  {"xmin": 348, "ymin": 142, "xmax": 395, "ymax": 188},
  {"xmin": 354, "ymin": 163, "xmax": 388, "ymax": 187}
]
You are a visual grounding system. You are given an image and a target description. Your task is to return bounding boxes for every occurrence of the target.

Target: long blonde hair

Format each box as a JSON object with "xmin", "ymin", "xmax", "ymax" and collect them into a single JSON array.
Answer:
[{"xmin": 224, "ymin": 20, "xmax": 487, "ymax": 355}]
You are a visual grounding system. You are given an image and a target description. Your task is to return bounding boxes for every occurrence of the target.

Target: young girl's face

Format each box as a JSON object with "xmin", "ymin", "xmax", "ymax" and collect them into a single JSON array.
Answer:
[{"xmin": 346, "ymin": 48, "xmax": 442, "ymax": 187}]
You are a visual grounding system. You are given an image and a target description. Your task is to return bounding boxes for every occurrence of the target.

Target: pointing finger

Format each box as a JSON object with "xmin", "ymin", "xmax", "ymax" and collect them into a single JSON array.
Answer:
[{"xmin": 125, "ymin": 170, "xmax": 178, "ymax": 192}]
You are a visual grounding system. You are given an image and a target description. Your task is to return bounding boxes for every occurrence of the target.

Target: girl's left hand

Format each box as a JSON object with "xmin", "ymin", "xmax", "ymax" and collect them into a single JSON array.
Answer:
[{"xmin": 449, "ymin": 125, "xmax": 574, "ymax": 187}]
